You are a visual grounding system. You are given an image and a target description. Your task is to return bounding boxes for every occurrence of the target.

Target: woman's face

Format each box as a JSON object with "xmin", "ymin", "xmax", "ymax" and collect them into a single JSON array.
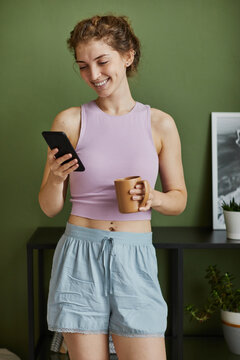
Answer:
[{"xmin": 75, "ymin": 39, "xmax": 131, "ymax": 97}]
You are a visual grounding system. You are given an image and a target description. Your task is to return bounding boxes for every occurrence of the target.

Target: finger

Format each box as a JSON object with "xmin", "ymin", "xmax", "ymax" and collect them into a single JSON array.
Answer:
[
  {"xmin": 50, "ymin": 154, "xmax": 72, "ymax": 172},
  {"xmin": 51, "ymin": 160, "xmax": 79, "ymax": 177},
  {"xmin": 55, "ymin": 153, "xmax": 72, "ymax": 166},
  {"xmin": 139, "ymin": 206, "xmax": 147, "ymax": 211},
  {"xmin": 52, "ymin": 148, "xmax": 59, "ymax": 154},
  {"xmin": 62, "ymin": 162, "xmax": 79, "ymax": 175},
  {"xmin": 139, "ymin": 205, "xmax": 150, "ymax": 211},
  {"xmin": 61, "ymin": 158, "xmax": 79, "ymax": 172},
  {"xmin": 130, "ymin": 188, "xmax": 145, "ymax": 195},
  {"xmin": 48, "ymin": 148, "xmax": 59, "ymax": 161},
  {"xmin": 132, "ymin": 195, "xmax": 143, "ymax": 201},
  {"xmin": 139, "ymin": 200, "xmax": 152, "ymax": 211},
  {"xmin": 52, "ymin": 148, "xmax": 60, "ymax": 159},
  {"xmin": 132, "ymin": 191, "xmax": 150, "ymax": 200}
]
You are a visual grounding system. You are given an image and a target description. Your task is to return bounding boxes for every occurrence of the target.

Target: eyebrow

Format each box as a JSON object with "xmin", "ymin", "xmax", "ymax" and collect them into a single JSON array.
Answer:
[{"xmin": 76, "ymin": 54, "xmax": 110, "ymax": 63}]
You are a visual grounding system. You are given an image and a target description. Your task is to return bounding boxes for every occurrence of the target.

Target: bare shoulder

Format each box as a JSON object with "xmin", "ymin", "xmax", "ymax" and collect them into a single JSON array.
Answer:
[
  {"xmin": 50, "ymin": 106, "xmax": 81, "ymax": 148},
  {"xmin": 150, "ymin": 107, "xmax": 177, "ymax": 134},
  {"xmin": 150, "ymin": 107, "xmax": 178, "ymax": 154},
  {"xmin": 51, "ymin": 106, "xmax": 81, "ymax": 134}
]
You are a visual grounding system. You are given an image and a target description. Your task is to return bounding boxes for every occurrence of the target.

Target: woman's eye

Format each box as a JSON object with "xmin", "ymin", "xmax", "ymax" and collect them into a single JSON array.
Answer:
[{"xmin": 79, "ymin": 61, "xmax": 108, "ymax": 70}]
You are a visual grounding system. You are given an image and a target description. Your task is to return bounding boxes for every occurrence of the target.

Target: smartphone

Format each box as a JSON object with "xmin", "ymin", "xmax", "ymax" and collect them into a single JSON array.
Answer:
[{"xmin": 42, "ymin": 131, "xmax": 85, "ymax": 172}]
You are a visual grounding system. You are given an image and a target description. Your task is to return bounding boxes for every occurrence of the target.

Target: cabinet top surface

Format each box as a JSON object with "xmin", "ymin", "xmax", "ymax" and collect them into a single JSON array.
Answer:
[{"xmin": 27, "ymin": 227, "xmax": 240, "ymax": 249}]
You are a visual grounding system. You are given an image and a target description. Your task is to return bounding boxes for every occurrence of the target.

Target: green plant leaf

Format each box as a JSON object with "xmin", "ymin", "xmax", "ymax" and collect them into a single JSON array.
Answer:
[
  {"xmin": 221, "ymin": 197, "xmax": 240, "ymax": 211},
  {"xmin": 185, "ymin": 264, "xmax": 240, "ymax": 322}
]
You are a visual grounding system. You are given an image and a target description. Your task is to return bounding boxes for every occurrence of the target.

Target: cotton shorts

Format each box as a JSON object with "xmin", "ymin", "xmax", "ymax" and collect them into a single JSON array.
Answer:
[{"xmin": 47, "ymin": 222, "xmax": 168, "ymax": 337}]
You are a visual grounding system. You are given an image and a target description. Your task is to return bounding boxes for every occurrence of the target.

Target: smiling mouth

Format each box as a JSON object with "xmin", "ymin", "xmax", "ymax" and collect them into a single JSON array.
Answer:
[{"xmin": 92, "ymin": 77, "xmax": 110, "ymax": 88}]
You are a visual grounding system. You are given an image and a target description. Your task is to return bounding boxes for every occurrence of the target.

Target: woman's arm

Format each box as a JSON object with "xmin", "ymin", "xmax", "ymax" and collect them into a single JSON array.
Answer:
[
  {"xmin": 151, "ymin": 112, "xmax": 187, "ymax": 215},
  {"xmin": 38, "ymin": 107, "xmax": 81, "ymax": 217},
  {"xmin": 130, "ymin": 111, "xmax": 187, "ymax": 215}
]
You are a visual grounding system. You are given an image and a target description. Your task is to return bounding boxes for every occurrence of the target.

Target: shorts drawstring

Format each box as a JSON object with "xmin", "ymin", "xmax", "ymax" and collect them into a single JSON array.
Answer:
[{"xmin": 97, "ymin": 236, "xmax": 115, "ymax": 296}]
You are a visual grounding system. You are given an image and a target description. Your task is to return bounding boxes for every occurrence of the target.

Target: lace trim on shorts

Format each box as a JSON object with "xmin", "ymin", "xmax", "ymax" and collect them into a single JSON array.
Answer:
[
  {"xmin": 110, "ymin": 331, "xmax": 165, "ymax": 338},
  {"xmin": 49, "ymin": 327, "xmax": 165, "ymax": 338},
  {"xmin": 48, "ymin": 326, "xmax": 109, "ymax": 334}
]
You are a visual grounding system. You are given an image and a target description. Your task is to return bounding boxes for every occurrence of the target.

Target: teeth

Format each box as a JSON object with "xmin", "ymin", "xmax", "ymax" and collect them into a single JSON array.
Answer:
[{"xmin": 94, "ymin": 78, "xmax": 109, "ymax": 87}]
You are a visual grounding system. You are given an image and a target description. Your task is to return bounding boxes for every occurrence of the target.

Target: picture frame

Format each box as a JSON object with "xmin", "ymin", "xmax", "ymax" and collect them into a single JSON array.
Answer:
[{"xmin": 211, "ymin": 112, "xmax": 240, "ymax": 229}]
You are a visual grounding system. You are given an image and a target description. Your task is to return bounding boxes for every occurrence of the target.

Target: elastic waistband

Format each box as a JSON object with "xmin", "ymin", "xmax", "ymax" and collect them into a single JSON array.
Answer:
[{"xmin": 64, "ymin": 222, "xmax": 152, "ymax": 246}]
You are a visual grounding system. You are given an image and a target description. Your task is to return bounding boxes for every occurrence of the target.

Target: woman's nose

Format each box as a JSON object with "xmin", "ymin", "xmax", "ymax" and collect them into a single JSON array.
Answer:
[{"xmin": 89, "ymin": 65, "xmax": 101, "ymax": 81}]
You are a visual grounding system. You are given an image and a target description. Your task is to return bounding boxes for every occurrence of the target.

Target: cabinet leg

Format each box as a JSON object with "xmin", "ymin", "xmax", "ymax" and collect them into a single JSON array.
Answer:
[
  {"xmin": 38, "ymin": 249, "xmax": 46, "ymax": 336},
  {"xmin": 170, "ymin": 248, "xmax": 183, "ymax": 360},
  {"xmin": 27, "ymin": 246, "xmax": 35, "ymax": 360}
]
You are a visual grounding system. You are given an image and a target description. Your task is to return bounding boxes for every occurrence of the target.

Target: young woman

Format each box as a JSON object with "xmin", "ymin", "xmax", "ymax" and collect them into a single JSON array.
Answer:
[{"xmin": 39, "ymin": 14, "xmax": 187, "ymax": 360}]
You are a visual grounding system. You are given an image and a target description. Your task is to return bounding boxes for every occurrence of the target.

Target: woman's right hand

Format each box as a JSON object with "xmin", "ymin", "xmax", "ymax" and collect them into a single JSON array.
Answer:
[{"xmin": 48, "ymin": 148, "xmax": 79, "ymax": 184}]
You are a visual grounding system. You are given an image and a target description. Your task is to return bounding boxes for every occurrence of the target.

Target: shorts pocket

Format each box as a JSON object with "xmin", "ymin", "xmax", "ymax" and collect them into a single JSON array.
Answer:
[
  {"xmin": 135, "ymin": 245, "xmax": 158, "ymax": 283},
  {"xmin": 150, "ymin": 245, "xmax": 158, "ymax": 276},
  {"xmin": 57, "ymin": 291, "xmax": 93, "ymax": 307},
  {"xmin": 67, "ymin": 274, "xmax": 95, "ymax": 295}
]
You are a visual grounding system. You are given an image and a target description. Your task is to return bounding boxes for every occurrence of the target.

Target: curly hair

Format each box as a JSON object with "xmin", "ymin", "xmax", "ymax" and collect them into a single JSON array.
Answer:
[{"xmin": 67, "ymin": 13, "xmax": 141, "ymax": 78}]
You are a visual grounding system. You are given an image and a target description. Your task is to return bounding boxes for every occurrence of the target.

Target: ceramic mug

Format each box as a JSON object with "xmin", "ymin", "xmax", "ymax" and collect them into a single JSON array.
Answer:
[{"xmin": 114, "ymin": 176, "xmax": 150, "ymax": 213}]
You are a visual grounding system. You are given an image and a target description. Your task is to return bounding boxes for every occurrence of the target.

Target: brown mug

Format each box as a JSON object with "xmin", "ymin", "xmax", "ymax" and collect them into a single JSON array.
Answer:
[{"xmin": 114, "ymin": 176, "xmax": 150, "ymax": 213}]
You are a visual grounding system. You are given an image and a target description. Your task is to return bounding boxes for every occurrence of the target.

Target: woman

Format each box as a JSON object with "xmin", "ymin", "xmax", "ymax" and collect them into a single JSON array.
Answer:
[{"xmin": 39, "ymin": 14, "xmax": 187, "ymax": 360}]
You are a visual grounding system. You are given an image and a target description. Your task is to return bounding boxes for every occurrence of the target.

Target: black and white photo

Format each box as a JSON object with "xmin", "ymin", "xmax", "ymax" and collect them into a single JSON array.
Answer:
[{"xmin": 212, "ymin": 112, "xmax": 240, "ymax": 229}]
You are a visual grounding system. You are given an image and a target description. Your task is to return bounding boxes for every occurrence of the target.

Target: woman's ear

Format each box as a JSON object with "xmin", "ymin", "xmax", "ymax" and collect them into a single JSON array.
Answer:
[{"xmin": 124, "ymin": 49, "xmax": 135, "ymax": 67}]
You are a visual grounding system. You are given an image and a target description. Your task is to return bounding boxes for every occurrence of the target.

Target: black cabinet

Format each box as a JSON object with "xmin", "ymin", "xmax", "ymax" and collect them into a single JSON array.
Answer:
[{"xmin": 27, "ymin": 227, "xmax": 240, "ymax": 360}]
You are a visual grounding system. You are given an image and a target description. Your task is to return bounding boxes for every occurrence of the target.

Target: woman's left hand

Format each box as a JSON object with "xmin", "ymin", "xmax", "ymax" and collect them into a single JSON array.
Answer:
[{"xmin": 129, "ymin": 183, "xmax": 155, "ymax": 211}]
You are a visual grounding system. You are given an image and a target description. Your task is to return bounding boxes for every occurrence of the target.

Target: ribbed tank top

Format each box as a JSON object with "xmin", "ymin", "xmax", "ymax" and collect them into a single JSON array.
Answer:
[{"xmin": 69, "ymin": 100, "xmax": 159, "ymax": 220}]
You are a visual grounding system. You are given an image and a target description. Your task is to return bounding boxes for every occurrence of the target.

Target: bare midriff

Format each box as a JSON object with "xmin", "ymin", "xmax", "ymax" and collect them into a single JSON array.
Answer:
[{"xmin": 68, "ymin": 214, "xmax": 152, "ymax": 233}]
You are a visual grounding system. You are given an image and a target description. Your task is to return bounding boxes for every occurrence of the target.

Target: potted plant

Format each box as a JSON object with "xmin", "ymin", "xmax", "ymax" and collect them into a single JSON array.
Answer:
[
  {"xmin": 185, "ymin": 264, "xmax": 240, "ymax": 355},
  {"xmin": 221, "ymin": 197, "xmax": 240, "ymax": 240}
]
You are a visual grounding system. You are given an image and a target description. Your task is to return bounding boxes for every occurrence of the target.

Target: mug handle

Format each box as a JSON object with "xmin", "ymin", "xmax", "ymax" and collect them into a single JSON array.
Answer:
[{"xmin": 137, "ymin": 180, "xmax": 150, "ymax": 208}]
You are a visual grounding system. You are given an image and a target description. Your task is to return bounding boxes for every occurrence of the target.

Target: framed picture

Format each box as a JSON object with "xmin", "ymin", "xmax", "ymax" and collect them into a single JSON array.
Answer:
[{"xmin": 211, "ymin": 112, "xmax": 240, "ymax": 229}]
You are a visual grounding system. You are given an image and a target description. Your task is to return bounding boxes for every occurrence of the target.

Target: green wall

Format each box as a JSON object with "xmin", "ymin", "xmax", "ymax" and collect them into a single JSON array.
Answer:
[{"xmin": 0, "ymin": 0, "xmax": 240, "ymax": 358}]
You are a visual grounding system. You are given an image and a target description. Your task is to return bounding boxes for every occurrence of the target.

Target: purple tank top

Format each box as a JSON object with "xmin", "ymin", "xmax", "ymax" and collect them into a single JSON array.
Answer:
[{"xmin": 69, "ymin": 100, "xmax": 159, "ymax": 220}]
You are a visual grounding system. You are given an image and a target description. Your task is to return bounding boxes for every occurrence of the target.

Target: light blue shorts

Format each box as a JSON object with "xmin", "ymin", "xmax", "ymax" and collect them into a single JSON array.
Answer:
[{"xmin": 47, "ymin": 222, "xmax": 168, "ymax": 337}]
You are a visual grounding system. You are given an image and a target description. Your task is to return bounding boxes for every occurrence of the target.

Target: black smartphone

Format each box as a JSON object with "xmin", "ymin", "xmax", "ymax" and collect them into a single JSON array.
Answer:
[{"xmin": 41, "ymin": 131, "xmax": 85, "ymax": 172}]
